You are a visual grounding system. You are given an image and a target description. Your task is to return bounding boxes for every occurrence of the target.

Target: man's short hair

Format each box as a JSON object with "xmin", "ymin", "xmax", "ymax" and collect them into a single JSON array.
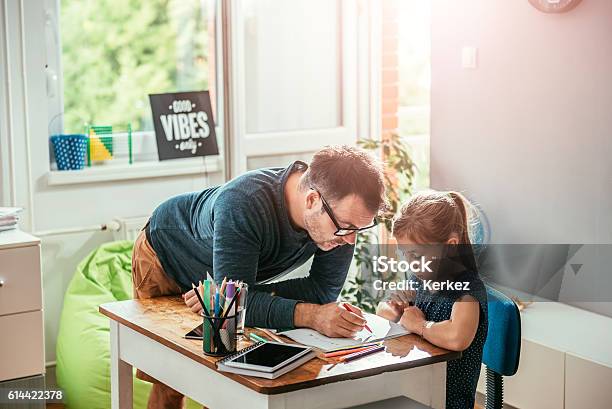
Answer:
[{"xmin": 300, "ymin": 145, "xmax": 387, "ymax": 214}]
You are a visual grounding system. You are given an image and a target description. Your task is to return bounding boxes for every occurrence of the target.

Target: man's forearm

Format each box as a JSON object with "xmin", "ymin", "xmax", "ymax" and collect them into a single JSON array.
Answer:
[
  {"xmin": 293, "ymin": 302, "xmax": 319, "ymax": 329},
  {"xmin": 244, "ymin": 290, "xmax": 300, "ymax": 329},
  {"xmin": 259, "ymin": 277, "xmax": 339, "ymax": 305}
]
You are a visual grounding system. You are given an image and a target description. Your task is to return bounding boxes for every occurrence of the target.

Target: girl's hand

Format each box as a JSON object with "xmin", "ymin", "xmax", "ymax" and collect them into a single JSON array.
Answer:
[
  {"xmin": 399, "ymin": 306, "xmax": 426, "ymax": 334},
  {"xmin": 390, "ymin": 289, "xmax": 416, "ymax": 305},
  {"xmin": 376, "ymin": 301, "xmax": 405, "ymax": 322}
]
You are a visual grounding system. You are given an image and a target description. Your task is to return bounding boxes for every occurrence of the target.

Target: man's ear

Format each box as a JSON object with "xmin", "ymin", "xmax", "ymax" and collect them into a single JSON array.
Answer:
[
  {"xmin": 446, "ymin": 235, "xmax": 459, "ymax": 245},
  {"xmin": 304, "ymin": 189, "xmax": 319, "ymax": 211}
]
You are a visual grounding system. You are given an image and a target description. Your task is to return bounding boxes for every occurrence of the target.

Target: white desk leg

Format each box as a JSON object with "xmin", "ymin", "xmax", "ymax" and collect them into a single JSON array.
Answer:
[
  {"xmin": 399, "ymin": 362, "xmax": 446, "ymax": 409},
  {"xmin": 110, "ymin": 321, "xmax": 133, "ymax": 409},
  {"xmin": 430, "ymin": 362, "xmax": 446, "ymax": 409}
]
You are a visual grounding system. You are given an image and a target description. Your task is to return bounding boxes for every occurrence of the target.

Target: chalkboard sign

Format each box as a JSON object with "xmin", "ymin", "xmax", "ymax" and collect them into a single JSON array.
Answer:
[{"xmin": 149, "ymin": 91, "xmax": 219, "ymax": 161}]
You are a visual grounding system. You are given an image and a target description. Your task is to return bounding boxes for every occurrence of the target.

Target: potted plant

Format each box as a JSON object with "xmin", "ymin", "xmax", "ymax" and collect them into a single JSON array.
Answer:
[{"xmin": 341, "ymin": 133, "xmax": 416, "ymax": 312}]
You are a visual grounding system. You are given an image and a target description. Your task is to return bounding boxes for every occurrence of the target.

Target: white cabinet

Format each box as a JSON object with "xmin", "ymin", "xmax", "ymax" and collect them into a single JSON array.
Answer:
[
  {"xmin": 505, "ymin": 340, "xmax": 565, "ymax": 409},
  {"xmin": 477, "ymin": 340, "xmax": 565, "ymax": 409},
  {"xmin": 0, "ymin": 230, "xmax": 44, "ymax": 382},
  {"xmin": 0, "ymin": 311, "xmax": 45, "ymax": 380},
  {"xmin": 0, "ymin": 245, "xmax": 42, "ymax": 315},
  {"xmin": 478, "ymin": 302, "xmax": 612, "ymax": 408},
  {"xmin": 565, "ymin": 354, "xmax": 612, "ymax": 409}
]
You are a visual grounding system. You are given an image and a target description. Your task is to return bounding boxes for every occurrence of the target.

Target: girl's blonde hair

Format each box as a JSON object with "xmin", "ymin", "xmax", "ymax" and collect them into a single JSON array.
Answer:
[{"xmin": 392, "ymin": 190, "xmax": 472, "ymax": 245}]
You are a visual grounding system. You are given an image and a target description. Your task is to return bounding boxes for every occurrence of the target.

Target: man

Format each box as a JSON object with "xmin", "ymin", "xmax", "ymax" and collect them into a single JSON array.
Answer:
[{"xmin": 132, "ymin": 145, "xmax": 386, "ymax": 408}]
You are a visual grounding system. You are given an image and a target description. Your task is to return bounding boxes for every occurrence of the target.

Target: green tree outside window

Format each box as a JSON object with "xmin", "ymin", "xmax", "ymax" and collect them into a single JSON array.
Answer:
[{"xmin": 60, "ymin": 0, "xmax": 212, "ymax": 133}]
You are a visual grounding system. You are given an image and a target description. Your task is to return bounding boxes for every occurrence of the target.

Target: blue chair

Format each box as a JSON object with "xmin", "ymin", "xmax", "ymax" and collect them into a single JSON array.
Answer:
[{"xmin": 482, "ymin": 286, "xmax": 521, "ymax": 409}]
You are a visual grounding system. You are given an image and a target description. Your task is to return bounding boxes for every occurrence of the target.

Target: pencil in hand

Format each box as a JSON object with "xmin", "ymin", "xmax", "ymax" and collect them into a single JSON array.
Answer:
[{"xmin": 342, "ymin": 302, "xmax": 372, "ymax": 333}]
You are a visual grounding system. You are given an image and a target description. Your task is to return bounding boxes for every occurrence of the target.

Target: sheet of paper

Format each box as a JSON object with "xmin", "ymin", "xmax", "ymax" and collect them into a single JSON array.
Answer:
[{"xmin": 279, "ymin": 312, "xmax": 409, "ymax": 352}]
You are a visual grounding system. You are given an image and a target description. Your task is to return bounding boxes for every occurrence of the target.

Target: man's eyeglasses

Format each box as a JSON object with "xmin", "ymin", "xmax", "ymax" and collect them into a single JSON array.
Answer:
[{"xmin": 314, "ymin": 189, "xmax": 378, "ymax": 236}]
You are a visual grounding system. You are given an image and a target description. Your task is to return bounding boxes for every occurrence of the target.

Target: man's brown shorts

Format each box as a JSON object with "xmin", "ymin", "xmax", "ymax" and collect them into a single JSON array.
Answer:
[{"xmin": 132, "ymin": 228, "xmax": 182, "ymax": 383}]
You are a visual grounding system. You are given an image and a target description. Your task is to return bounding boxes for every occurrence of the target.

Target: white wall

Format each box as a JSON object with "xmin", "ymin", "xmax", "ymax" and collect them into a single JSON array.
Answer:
[
  {"xmin": 0, "ymin": 0, "xmax": 225, "ymax": 364},
  {"xmin": 430, "ymin": 0, "xmax": 612, "ymax": 315}
]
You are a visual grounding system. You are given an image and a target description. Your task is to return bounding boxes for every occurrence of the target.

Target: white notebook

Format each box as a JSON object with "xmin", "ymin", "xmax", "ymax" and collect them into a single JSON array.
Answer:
[{"xmin": 278, "ymin": 312, "xmax": 409, "ymax": 352}]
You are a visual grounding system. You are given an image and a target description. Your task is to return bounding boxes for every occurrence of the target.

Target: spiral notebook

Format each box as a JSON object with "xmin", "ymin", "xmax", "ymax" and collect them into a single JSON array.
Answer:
[{"xmin": 216, "ymin": 341, "xmax": 315, "ymax": 379}]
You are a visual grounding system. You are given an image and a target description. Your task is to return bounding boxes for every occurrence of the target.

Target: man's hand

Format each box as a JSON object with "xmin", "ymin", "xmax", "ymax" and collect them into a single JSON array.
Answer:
[
  {"xmin": 295, "ymin": 302, "xmax": 366, "ymax": 338},
  {"xmin": 399, "ymin": 305, "xmax": 426, "ymax": 334},
  {"xmin": 182, "ymin": 288, "xmax": 203, "ymax": 314}
]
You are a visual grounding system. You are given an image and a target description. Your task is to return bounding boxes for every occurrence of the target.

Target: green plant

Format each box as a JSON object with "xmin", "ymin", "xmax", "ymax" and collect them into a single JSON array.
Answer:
[{"xmin": 340, "ymin": 133, "xmax": 416, "ymax": 312}]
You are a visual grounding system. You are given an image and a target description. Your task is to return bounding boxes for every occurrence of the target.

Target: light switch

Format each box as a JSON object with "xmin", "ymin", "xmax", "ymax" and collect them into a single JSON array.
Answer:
[{"xmin": 462, "ymin": 46, "xmax": 478, "ymax": 69}]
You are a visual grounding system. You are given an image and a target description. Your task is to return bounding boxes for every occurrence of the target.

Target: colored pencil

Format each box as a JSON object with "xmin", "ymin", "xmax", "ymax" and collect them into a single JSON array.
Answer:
[
  {"xmin": 220, "ymin": 276, "xmax": 228, "ymax": 295},
  {"xmin": 191, "ymin": 283, "xmax": 211, "ymax": 318},
  {"xmin": 326, "ymin": 341, "xmax": 383, "ymax": 353},
  {"xmin": 249, "ymin": 333, "xmax": 267, "ymax": 343},
  {"xmin": 220, "ymin": 287, "xmax": 241, "ymax": 319},
  {"xmin": 256, "ymin": 328, "xmax": 285, "ymax": 343},
  {"xmin": 324, "ymin": 344, "xmax": 382, "ymax": 358},
  {"xmin": 340, "ymin": 345, "xmax": 385, "ymax": 363}
]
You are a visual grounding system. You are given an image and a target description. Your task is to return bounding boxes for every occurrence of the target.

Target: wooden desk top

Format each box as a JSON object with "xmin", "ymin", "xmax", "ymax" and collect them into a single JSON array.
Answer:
[{"xmin": 100, "ymin": 296, "xmax": 460, "ymax": 395}]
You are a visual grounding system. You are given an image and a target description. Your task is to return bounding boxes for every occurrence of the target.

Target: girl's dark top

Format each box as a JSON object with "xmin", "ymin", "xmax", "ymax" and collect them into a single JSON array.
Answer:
[{"xmin": 414, "ymin": 270, "xmax": 488, "ymax": 409}]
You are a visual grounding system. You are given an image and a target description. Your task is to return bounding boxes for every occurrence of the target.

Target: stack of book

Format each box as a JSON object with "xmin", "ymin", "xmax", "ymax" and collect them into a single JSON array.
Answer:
[{"xmin": 0, "ymin": 207, "xmax": 22, "ymax": 232}]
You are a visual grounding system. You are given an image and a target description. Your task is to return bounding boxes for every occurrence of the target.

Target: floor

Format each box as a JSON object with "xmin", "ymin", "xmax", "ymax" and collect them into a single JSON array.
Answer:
[
  {"xmin": 45, "ymin": 399, "xmax": 485, "ymax": 408},
  {"xmin": 352, "ymin": 399, "xmax": 484, "ymax": 409}
]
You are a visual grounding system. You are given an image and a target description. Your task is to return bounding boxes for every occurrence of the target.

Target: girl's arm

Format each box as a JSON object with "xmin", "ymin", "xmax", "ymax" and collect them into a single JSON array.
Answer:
[
  {"xmin": 376, "ymin": 289, "xmax": 417, "ymax": 322},
  {"xmin": 399, "ymin": 295, "xmax": 480, "ymax": 352}
]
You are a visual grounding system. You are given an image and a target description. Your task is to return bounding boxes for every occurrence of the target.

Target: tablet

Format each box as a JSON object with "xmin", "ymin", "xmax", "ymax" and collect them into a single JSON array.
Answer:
[{"xmin": 222, "ymin": 341, "xmax": 312, "ymax": 373}]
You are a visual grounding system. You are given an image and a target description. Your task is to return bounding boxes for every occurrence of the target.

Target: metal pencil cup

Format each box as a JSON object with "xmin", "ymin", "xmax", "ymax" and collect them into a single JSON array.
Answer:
[{"xmin": 201, "ymin": 313, "xmax": 238, "ymax": 356}]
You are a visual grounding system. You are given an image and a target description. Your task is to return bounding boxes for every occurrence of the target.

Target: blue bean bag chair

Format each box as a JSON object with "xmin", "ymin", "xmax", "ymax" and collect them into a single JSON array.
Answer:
[{"xmin": 56, "ymin": 240, "xmax": 200, "ymax": 409}]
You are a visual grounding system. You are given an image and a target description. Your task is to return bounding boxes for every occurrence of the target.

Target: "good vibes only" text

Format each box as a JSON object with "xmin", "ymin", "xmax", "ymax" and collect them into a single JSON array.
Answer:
[{"xmin": 160, "ymin": 99, "xmax": 211, "ymax": 153}]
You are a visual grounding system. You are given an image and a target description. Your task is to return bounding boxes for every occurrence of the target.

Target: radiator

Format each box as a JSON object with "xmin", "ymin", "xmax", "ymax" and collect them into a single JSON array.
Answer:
[{"xmin": 110, "ymin": 216, "xmax": 150, "ymax": 241}]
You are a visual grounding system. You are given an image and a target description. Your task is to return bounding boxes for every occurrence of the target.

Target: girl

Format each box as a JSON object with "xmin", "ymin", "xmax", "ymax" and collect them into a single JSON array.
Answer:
[{"xmin": 377, "ymin": 190, "xmax": 488, "ymax": 409}]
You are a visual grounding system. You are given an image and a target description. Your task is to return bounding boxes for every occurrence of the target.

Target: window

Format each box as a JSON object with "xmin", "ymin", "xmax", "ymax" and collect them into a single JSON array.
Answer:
[
  {"xmin": 43, "ymin": 0, "xmax": 366, "ymax": 180},
  {"xmin": 243, "ymin": 0, "xmax": 342, "ymax": 134},
  {"xmin": 226, "ymin": 0, "xmax": 358, "ymax": 176},
  {"xmin": 47, "ymin": 0, "xmax": 220, "ymax": 169},
  {"xmin": 380, "ymin": 0, "xmax": 430, "ymax": 193}
]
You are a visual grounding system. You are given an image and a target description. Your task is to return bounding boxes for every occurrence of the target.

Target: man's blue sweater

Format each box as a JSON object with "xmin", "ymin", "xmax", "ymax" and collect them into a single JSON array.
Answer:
[{"xmin": 148, "ymin": 161, "xmax": 354, "ymax": 329}]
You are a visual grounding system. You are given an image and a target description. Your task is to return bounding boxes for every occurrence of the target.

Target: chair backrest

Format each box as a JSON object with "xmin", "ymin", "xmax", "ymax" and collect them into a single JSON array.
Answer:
[{"xmin": 483, "ymin": 286, "xmax": 521, "ymax": 376}]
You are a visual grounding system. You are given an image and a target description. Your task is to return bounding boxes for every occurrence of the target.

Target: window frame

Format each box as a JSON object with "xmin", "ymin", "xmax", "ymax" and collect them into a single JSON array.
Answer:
[{"xmin": 225, "ymin": 0, "xmax": 361, "ymax": 177}]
